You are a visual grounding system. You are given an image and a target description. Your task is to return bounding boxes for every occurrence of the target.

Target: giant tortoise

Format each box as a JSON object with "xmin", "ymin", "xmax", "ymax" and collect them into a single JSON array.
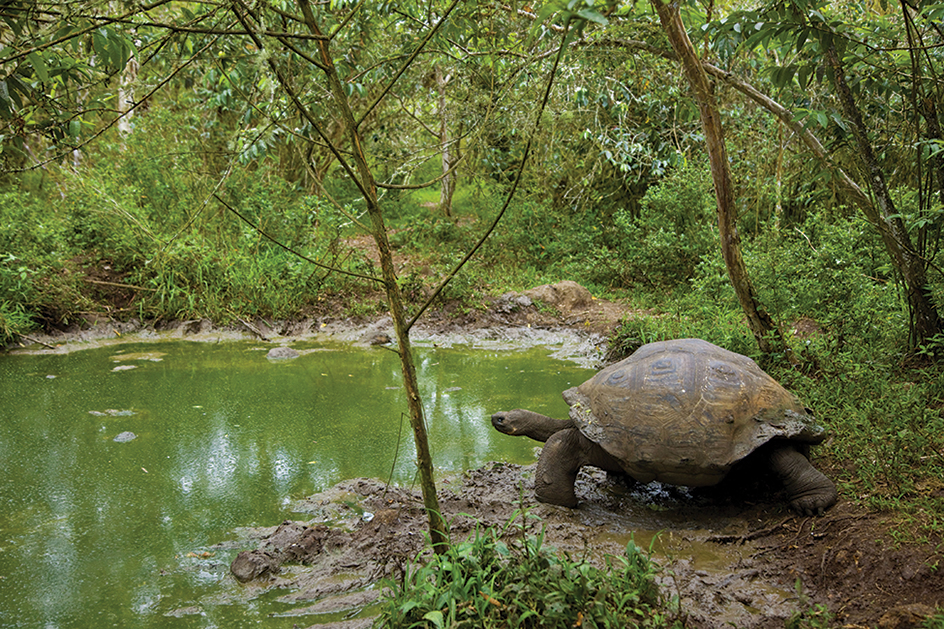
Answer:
[{"xmin": 491, "ymin": 338, "xmax": 837, "ymax": 515}]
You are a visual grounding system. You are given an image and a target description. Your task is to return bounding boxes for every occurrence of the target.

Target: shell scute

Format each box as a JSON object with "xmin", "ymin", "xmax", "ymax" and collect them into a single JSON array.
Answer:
[{"xmin": 566, "ymin": 339, "xmax": 826, "ymax": 486}]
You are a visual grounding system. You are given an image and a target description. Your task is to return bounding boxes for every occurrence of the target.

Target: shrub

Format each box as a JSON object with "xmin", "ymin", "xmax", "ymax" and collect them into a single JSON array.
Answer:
[
  {"xmin": 376, "ymin": 511, "xmax": 672, "ymax": 629},
  {"xmin": 747, "ymin": 212, "xmax": 901, "ymax": 352},
  {"xmin": 588, "ymin": 161, "xmax": 716, "ymax": 289}
]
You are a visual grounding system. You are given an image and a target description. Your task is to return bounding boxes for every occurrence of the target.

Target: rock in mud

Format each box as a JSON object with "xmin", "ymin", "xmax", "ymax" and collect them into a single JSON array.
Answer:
[
  {"xmin": 357, "ymin": 319, "xmax": 393, "ymax": 346},
  {"xmin": 180, "ymin": 319, "xmax": 213, "ymax": 335},
  {"xmin": 879, "ymin": 604, "xmax": 938, "ymax": 629},
  {"xmin": 113, "ymin": 431, "xmax": 137, "ymax": 442},
  {"xmin": 266, "ymin": 346, "xmax": 299, "ymax": 360},
  {"xmin": 367, "ymin": 333, "xmax": 391, "ymax": 345},
  {"xmin": 495, "ymin": 292, "xmax": 533, "ymax": 313},
  {"xmin": 230, "ymin": 521, "xmax": 332, "ymax": 582},
  {"xmin": 231, "ymin": 549, "xmax": 281, "ymax": 582},
  {"xmin": 524, "ymin": 280, "xmax": 593, "ymax": 313}
]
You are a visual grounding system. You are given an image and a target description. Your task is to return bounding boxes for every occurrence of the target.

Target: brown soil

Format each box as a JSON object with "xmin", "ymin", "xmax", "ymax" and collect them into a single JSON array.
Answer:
[{"xmin": 222, "ymin": 463, "xmax": 943, "ymax": 629}]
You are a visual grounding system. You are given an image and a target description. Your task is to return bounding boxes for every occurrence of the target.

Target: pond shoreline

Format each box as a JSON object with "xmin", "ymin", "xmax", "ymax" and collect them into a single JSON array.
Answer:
[
  {"xmin": 6, "ymin": 286, "xmax": 942, "ymax": 628},
  {"xmin": 3, "ymin": 281, "xmax": 637, "ymax": 362}
]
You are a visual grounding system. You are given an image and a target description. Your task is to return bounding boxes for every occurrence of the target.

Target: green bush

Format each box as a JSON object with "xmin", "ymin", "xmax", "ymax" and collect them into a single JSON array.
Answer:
[
  {"xmin": 587, "ymin": 161, "xmax": 716, "ymax": 289},
  {"xmin": 747, "ymin": 212, "xmax": 901, "ymax": 351},
  {"xmin": 606, "ymin": 309, "xmax": 756, "ymax": 363},
  {"xmin": 376, "ymin": 512, "xmax": 672, "ymax": 629}
]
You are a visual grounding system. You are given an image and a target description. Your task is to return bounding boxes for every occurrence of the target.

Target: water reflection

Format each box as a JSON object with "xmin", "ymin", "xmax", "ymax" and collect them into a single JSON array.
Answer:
[{"xmin": 0, "ymin": 339, "xmax": 590, "ymax": 627}]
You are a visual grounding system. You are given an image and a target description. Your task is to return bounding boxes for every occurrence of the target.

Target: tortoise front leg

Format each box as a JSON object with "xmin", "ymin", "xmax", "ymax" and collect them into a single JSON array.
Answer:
[
  {"xmin": 768, "ymin": 445, "xmax": 838, "ymax": 516},
  {"xmin": 534, "ymin": 428, "xmax": 625, "ymax": 508},
  {"xmin": 534, "ymin": 428, "xmax": 582, "ymax": 507}
]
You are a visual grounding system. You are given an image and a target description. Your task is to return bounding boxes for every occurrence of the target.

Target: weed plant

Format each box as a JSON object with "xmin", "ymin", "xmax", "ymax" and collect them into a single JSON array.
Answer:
[
  {"xmin": 923, "ymin": 610, "xmax": 944, "ymax": 629},
  {"xmin": 376, "ymin": 510, "xmax": 675, "ymax": 629}
]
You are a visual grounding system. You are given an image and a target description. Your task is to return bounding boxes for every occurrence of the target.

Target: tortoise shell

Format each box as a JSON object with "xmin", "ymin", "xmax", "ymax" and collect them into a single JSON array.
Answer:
[{"xmin": 563, "ymin": 338, "xmax": 826, "ymax": 486}]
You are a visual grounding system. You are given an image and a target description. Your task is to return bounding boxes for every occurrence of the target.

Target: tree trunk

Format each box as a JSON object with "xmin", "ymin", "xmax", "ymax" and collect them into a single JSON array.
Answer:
[
  {"xmin": 601, "ymin": 34, "xmax": 944, "ymax": 348},
  {"xmin": 117, "ymin": 54, "xmax": 138, "ymax": 137},
  {"xmin": 295, "ymin": 0, "xmax": 449, "ymax": 552},
  {"xmin": 824, "ymin": 44, "xmax": 942, "ymax": 346},
  {"xmin": 920, "ymin": 99, "xmax": 944, "ymax": 219},
  {"xmin": 651, "ymin": 0, "xmax": 787, "ymax": 356},
  {"xmin": 436, "ymin": 65, "xmax": 456, "ymax": 217}
]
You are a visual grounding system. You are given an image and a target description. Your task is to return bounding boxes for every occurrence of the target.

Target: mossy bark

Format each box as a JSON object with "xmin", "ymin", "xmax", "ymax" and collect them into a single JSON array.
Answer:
[{"xmin": 652, "ymin": 0, "xmax": 790, "ymax": 358}]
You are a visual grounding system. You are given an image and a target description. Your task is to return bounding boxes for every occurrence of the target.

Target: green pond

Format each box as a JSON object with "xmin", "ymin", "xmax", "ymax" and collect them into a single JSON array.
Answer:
[{"xmin": 0, "ymin": 337, "xmax": 594, "ymax": 627}]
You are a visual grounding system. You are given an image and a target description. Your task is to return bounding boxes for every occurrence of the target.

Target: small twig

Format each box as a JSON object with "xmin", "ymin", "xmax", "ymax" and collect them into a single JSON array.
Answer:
[
  {"xmin": 707, "ymin": 517, "xmax": 792, "ymax": 544},
  {"xmin": 17, "ymin": 333, "xmax": 56, "ymax": 349},
  {"xmin": 83, "ymin": 278, "xmax": 158, "ymax": 292},
  {"xmin": 795, "ymin": 227, "xmax": 817, "ymax": 252}
]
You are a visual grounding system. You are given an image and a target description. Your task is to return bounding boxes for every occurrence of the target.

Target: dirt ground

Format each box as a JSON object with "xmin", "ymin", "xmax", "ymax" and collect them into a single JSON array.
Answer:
[
  {"xmin": 11, "ymin": 278, "xmax": 944, "ymax": 628},
  {"xmin": 223, "ymin": 460, "xmax": 942, "ymax": 629}
]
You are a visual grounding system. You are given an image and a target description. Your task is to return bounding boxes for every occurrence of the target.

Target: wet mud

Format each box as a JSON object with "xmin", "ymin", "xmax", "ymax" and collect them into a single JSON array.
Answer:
[{"xmin": 218, "ymin": 463, "xmax": 943, "ymax": 629}]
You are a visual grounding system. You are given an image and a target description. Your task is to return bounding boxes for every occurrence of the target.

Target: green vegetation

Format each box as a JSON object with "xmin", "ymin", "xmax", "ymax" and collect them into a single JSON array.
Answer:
[
  {"xmin": 3, "ymin": 0, "xmax": 944, "ymax": 622},
  {"xmin": 377, "ymin": 511, "xmax": 674, "ymax": 628}
]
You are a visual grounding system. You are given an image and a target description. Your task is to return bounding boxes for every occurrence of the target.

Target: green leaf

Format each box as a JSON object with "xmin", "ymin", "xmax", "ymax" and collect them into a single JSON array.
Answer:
[
  {"xmin": 795, "ymin": 28, "xmax": 809, "ymax": 54},
  {"xmin": 423, "ymin": 610, "xmax": 444, "ymax": 628},
  {"xmin": 399, "ymin": 600, "xmax": 421, "ymax": 613},
  {"xmin": 575, "ymin": 8, "xmax": 608, "ymax": 25},
  {"xmin": 797, "ymin": 64, "xmax": 813, "ymax": 88},
  {"xmin": 770, "ymin": 64, "xmax": 798, "ymax": 88},
  {"xmin": 27, "ymin": 52, "xmax": 48, "ymax": 83}
]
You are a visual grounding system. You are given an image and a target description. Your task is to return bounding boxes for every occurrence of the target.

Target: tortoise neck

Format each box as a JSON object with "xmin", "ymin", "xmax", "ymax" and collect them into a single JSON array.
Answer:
[{"xmin": 520, "ymin": 411, "xmax": 574, "ymax": 443}]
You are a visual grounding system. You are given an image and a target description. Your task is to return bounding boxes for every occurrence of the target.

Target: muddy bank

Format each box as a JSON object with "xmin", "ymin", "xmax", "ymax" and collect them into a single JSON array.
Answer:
[
  {"xmin": 4, "ymin": 281, "xmax": 633, "ymax": 365},
  {"xmin": 217, "ymin": 463, "xmax": 800, "ymax": 629},
  {"xmin": 210, "ymin": 463, "xmax": 944, "ymax": 629},
  {"xmin": 209, "ymin": 462, "xmax": 942, "ymax": 629}
]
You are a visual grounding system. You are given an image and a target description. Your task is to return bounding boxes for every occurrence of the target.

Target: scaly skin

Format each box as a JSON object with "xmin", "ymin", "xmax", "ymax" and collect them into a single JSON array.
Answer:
[
  {"xmin": 767, "ymin": 445, "xmax": 838, "ymax": 516},
  {"xmin": 533, "ymin": 427, "xmax": 625, "ymax": 507},
  {"xmin": 492, "ymin": 409, "xmax": 839, "ymax": 514},
  {"xmin": 490, "ymin": 409, "xmax": 573, "ymax": 443},
  {"xmin": 492, "ymin": 409, "xmax": 625, "ymax": 507}
]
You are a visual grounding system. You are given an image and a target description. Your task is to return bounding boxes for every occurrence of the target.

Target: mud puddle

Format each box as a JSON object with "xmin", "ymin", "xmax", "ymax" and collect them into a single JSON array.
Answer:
[{"xmin": 204, "ymin": 463, "xmax": 806, "ymax": 629}]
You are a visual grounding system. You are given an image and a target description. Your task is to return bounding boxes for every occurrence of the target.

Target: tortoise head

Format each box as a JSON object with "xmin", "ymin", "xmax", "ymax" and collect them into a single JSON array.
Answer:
[
  {"xmin": 490, "ymin": 410, "xmax": 522, "ymax": 435},
  {"xmin": 491, "ymin": 410, "xmax": 573, "ymax": 443}
]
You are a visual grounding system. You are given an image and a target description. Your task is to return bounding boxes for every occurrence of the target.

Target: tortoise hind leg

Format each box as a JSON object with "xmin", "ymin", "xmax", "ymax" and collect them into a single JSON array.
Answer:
[
  {"xmin": 534, "ymin": 428, "xmax": 625, "ymax": 508},
  {"xmin": 768, "ymin": 445, "xmax": 838, "ymax": 516}
]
